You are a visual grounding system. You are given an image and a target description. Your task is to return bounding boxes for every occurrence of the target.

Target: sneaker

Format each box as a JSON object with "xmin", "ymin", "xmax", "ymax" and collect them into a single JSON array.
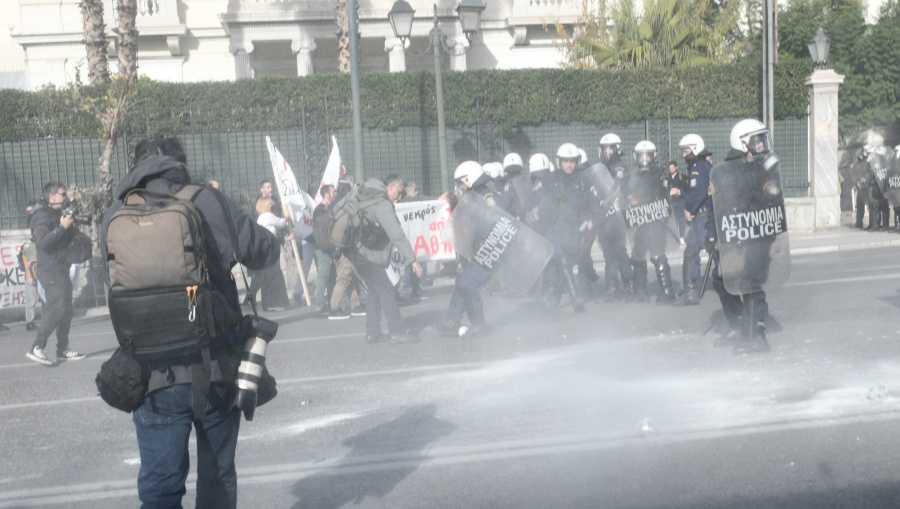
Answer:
[
  {"xmin": 25, "ymin": 322, "xmax": 37, "ymax": 331},
  {"xmin": 316, "ymin": 303, "xmax": 330, "ymax": 313},
  {"xmin": 436, "ymin": 320, "xmax": 460, "ymax": 337},
  {"xmin": 350, "ymin": 306, "xmax": 366, "ymax": 317},
  {"xmin": 58, "ymin": 349, "xmax": 86, "ymax": 361},
  {"xmin": 26, "ymin": 346, "xmax": 53, "ymax": 366},
  {"xmin": 328, "ymin": 309, "xmax": 351, "ymax": 320}
]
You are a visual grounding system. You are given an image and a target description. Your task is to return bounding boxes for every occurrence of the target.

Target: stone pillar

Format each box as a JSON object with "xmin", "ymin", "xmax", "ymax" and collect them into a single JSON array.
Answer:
[
  {"xmin": 385, "ymin": 37, "xmax": 408, "ymax": 73},
  {"xmin": 292, "ymin": 38, "xmax": 317, "ymax": 76},
  {"xmin": 447, "ymin": 36, "xmax": 469, "ymax": 71},
  {"xmin": 229, "ymin": 42, "xmax": 254, "ymax": 80},
  {"xmin": 805, "ymin": 68, "xmax": 845, "ymax": 229}
]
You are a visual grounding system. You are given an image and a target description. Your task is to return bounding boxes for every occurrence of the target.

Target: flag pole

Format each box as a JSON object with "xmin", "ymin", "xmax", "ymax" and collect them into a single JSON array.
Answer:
[{"xmin": 266, "ymin": 136, "xmax": 312, "ymax": 307}]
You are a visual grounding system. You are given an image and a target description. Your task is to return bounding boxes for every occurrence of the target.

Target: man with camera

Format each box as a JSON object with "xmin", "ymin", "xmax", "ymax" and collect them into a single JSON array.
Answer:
[{"xmin": 25, "ymin": 181, "xmax": 87, "ymax": 366}]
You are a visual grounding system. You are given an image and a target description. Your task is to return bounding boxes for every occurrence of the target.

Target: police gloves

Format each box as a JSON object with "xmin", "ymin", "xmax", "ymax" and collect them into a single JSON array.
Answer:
[{"xmin": 704, "ymin": 236, "xmax": 717, "ymax": 254}]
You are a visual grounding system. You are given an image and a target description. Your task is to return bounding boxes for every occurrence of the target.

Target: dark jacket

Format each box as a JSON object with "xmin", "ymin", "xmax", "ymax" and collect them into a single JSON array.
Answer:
[
  {"xmin": 29, "ymin": 199, "xmax": 76, "ymax": 280},
  {"xmin": 356, "ymin": 179, "xmax": 416, "ymax": 267},
  {"xmin": 685, "ymin": 157, "xmax": 713, "ymax": 214},
  {"xmin": 100, "ymin": 155, "xmax": 281, "ymax": 390}
]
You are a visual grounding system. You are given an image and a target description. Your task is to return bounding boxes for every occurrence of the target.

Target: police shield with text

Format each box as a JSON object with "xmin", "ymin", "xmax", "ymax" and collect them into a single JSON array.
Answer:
[
  {"xmin": 441, "ymin": 162, "xmax": 554, "ymax": 335},
  {"xmin": 708, "ymin": 119, "xmax": 791, "ymax": 354},
  {"xmin": 625, "ymin": 141, "xmax": 676, "ymax": 304},
  {"xmin": 593, "ymin": 133, "xmax": 633, "ymax": 300}
]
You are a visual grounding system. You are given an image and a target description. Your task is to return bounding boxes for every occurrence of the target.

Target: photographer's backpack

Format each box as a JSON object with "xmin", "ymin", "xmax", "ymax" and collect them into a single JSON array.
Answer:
[
  {"xmin": 328, "ymin": 193, "xmax": 382, "ymax": 249},
  {"xmin": 105, "ymin": 184, "xmax": 218, "ymax": 418}
]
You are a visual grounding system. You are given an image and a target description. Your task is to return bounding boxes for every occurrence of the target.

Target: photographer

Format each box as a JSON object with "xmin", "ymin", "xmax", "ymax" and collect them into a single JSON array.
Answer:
[{"xmin": 25, "ymin": 181, "xmax": 87, "ymax": 366}]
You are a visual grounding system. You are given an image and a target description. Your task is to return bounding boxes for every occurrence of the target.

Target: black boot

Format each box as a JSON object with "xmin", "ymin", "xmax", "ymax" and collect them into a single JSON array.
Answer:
[
  {"xmin": 562, "ymin": 266, "xmax": 585, "ymax": 313},
  {"xmin": 631, "ymin": 259, "xmax": 648, "ymax": 302},
  {"xmin": 674, "ymin": 260, "xmax": 700, "ymax": 305},
  {"xmin": 652, "ymin": 256, "xmax": 676, "ymax": 305},
  {"xmin": 732, "ymin": 322, "xmax": 771, "ymax": 354},
  {"xmin": 603, "ymin": 267, "xmax": 620, "ymax": 302}
]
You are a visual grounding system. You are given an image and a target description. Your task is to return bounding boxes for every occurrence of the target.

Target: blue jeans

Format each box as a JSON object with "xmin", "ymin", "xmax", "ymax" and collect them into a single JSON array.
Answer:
[{"xmin": 133, "ymin": 383, "xmax": 240, "ymax": 509}]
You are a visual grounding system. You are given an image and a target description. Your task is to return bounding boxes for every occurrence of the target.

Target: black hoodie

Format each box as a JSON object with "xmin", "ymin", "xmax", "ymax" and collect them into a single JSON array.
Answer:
[{"xmin": 100, "ymin": 155, "xmax": 281, "ymax": 389}]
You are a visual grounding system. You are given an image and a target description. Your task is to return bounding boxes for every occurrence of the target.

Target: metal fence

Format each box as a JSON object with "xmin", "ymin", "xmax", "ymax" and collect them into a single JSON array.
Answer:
[{"xmin": 0, "ymin": 114, "xmax": 809, "ymax": 229}]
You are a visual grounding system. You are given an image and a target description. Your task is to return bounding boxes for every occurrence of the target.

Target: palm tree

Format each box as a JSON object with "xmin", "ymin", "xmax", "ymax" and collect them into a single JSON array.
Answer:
[
  {"xmin": 336, "ymin": 0, "xmax": 351, "ymax": 73},
  {"xmin": 560, "ymin": 0, "xmax": 742, "ymax": 69},
  {"xmin": 79, "ymin": 0, "xmax": 110, "ymax": 84},
  {"xmin": 115, "ymin": 0, "xmax": 139, "ymax": 83}
]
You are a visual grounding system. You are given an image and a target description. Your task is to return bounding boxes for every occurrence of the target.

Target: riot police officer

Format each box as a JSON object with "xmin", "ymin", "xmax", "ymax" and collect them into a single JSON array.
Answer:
[
  {"xmin": 594, "ymin": 133, "xmax": 633, "ymax": 301},
  {"xmin": 674, "ymin": 133, "xmax": 712, "ymax": 306},
  {"xmin": 437, "ymin": 161, "xmax": 497, "ymax": 337},
  {"xmin": 499, "ymin": 152, "xmax": 528, "ymax": 215},
  {"xmin": 850, "ymin": 147, "xmax": 871, "ymax": 229},
  {"xmin": 532, "ymin": 144, "xmax": 594, "ymax": 312},
  {"xmin": 707, "ymin": 119, "xmax": 788, "ymax": 354},
  {"xmin": 625, "ymin": 141, "xmax": 676, "ymax": 304}
]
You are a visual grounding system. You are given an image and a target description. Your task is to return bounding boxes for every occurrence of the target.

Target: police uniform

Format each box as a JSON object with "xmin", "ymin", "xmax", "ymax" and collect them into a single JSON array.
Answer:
[
  {"xmin": 678, "ymin": 150, "xmax": 713, "ymax": 303},
  {"xmin": 594, "ymin": 157, "xmax": 633, "ymax": 300}
]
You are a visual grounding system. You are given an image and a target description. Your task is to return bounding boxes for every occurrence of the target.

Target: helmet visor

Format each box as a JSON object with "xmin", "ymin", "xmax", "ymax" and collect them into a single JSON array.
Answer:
[
  {"xmin": 743, "ymin": 131, "xmax": 772, "ymax": 155},
  {"xmin": 636, "ymin": 152, "xmax": 655, "ymax": 167}
]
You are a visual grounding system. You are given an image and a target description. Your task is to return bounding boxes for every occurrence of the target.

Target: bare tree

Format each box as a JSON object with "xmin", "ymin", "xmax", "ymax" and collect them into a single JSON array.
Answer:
[{"xmin": 79, "ymin": 0, "xmax": 111, "ymax": 85}]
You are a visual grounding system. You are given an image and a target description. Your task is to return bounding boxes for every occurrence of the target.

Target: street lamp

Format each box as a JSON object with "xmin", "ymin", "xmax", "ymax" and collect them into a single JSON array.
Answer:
[
  {"xmin": 389, "ymin": 0, "xmax": 486, "ymax": 194},
  {"xmin": 808, "ymin": 27, "xmax": 831, "ymax": 70}
]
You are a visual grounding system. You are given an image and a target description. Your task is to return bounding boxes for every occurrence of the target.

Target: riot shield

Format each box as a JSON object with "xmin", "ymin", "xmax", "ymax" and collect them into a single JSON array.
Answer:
[
  {"xmin": 623, "ymin": 169, "xmax": 671, "ymax": 229},
  {"xmin": 508, "ymin": 174, "xmax": 532, "ymax": 215},
  {"xmin": 870, "ymin": 153, "xmax": 893, "ymax": 199},
  {"xmin": 710, "ymin": 155, "xmax": 791, "ymax": 294},
  {"xmin": 442, "ymin": 191, "xmax": 553, "ymax": 295},
  {"xmin": 887, "ymin": 156, "xmax": 900, "ymax": 207},
  {"xmin": 849, "ymin": 159, "xmax": 870, "ymax": 183},
  {"xmin": 585, "ymin": 162, "xmax": 625, "ymax": 220}
]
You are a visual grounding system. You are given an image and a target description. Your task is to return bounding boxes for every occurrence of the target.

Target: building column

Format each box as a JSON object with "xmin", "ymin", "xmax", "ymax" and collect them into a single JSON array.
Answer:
[
  {"xmin": 292, "ymin": 38, "xmax": 317, "ymax": 77},
  {"xmin": 805, "ymin": 68, "xmax": 845, "ymax": 229},
  {"xmin": 229, "ymin": 41, "xmax": 254, "ymax": 80},
  {"xmin": 385, "ymin": 37, "xmax": 408, "ymax": 73},
  {"xmin": 447, "ymin": 35, "xmax": 469, "ymax": 71}
]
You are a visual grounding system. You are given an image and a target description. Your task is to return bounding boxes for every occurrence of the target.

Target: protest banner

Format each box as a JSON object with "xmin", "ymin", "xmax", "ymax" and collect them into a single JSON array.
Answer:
[
  {"xmin": 0, "ymin": 241, "xmax": 27, "ymax": 309},
  {"xmin": 265, "ymin": 136, "xmax": 313, "ymax": 306},
  {"xmin": 386, "ymin": 199, "xmax": 455, "ymax": 285},
  {"xmin": 316, "ymin": 136, "xmax": 345, "ymax": 202}
]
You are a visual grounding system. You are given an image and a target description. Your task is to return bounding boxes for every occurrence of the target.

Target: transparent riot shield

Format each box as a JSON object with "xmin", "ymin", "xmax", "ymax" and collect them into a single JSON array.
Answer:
[
  {"xmin": 849, "ymin": 159, "xmax": 870, "ymax": 183},
  {"xmin": 888, "ymin": 157, "xmax": 900, "ymax": 208},
  {"xmin": 507, "ymin": 174, "xmax": 532, "ymax": 216},
  {"xmin": 870, "ymin": 154, "xmax": 894, "ymax": 202},
  {"xmin": 710, "ymin": 155, "xmax": 791, "ymax": 294},
  {"xmin": 623, "ymin": 169, "xmax": 671, "ymax": 229},
  {"xmin": 442, "ymin": 191, "xmax": 554, "ymax": 295}
]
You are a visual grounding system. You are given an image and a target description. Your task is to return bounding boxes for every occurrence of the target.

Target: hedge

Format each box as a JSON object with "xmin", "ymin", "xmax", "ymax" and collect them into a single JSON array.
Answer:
[{"xmin": 0, "ymin": 60, "xmax": 812, "ymax": 142}]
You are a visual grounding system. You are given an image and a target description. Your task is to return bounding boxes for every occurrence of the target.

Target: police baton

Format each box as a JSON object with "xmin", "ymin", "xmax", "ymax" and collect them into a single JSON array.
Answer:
[{"xmin": 698, "ymin": 251, "xmax": 714, "ymax": 299}]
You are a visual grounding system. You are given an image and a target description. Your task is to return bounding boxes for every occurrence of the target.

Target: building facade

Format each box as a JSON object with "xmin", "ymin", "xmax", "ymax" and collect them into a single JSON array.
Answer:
[{"xmin": 4, "ymin": 0, "xmax": 590, "ymax": 90}]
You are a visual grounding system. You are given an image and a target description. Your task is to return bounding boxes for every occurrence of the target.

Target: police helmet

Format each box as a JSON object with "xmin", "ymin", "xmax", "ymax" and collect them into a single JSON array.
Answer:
[
  {"xmin": 484, "ymin": 162, "xmax": 504, "ymax": 180},
  {"xmin": 529, "ymin": 153, "xmax": 552, "ymax": 174},
  {"xmin": 454, "ymin": 161, "xmax": 485, "ymax": 188},
  {"xmin": 730, "ymin": 119, "xmax": 772, "ymax": 155},
  {"xmin": 599, "ymin": 133, "xmax": 622, "ymax": 162},
  {"xmin": 633, "ymin": 140, "xmax": 658, "ymax": 168},
  {"xmin": 894, "ymin": 145, "xmax": 900, "ymax": 160},
  {"xmin": 556, "ymin": 143, "xmax": 580, "ymax": 171},
  {"xmin": 578, "ymin": 148, "xmax": 588, "ymax": 165},
  {"xmin": 503, "ymin": 152, "xmax": 523, "ymax": 169},
  {"xmin": 678, "ymin": 134, "xmax": 705, "ymax": 162}
]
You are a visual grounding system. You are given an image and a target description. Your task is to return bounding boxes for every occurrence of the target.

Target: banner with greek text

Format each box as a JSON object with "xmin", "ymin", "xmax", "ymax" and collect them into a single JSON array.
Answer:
[
  {"xmin": 0, "ymin": 241, "xmax": 27, "ymax": 309},
  {"xmin": 266, "ymin": 137, "xmax": 317, "ymax": 239},
  {"xmin": 386, "ymin": 199, "xmax": 456, "ymax": 285}
]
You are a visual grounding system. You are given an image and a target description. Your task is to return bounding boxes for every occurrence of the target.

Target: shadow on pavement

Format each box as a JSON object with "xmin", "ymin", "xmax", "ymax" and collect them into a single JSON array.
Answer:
[{"xmin": 291, "ymin": 404, "xmax": 455, "ymax": 509}]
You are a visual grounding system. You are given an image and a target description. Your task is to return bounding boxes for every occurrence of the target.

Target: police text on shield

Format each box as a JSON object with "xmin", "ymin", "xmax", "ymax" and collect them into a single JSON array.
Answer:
[
  {"xmin": 474, "ymin": 217, "xmax": 518, "ymax": 269},
  {"xmin": 721, "ymin": 206, "xmax": 785, "ymax": 242}
]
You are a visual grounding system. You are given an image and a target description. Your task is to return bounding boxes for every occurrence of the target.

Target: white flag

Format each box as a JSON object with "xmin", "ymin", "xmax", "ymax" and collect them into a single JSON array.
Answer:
[
  {"xmin": 265, "ymin": 136, "xmax": 316, "ymax": 239},
  {"xmin": 316, "ymin": 135, "xmax": 345, "ymax": 202}
]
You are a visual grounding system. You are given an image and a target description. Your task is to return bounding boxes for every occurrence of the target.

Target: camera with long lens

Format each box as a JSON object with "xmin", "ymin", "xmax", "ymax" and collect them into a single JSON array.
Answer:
[
  {"xmin": 233, "ymin": 315, "xmax": 278, "ymax": 421},
  {"xmin": 62, "ymin": 207, "xmax": 92, "ymax": 226}
]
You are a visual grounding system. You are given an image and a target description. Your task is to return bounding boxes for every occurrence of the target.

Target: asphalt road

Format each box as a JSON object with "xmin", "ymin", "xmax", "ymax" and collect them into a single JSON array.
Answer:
[{"xmin": 1, "ymin": 245, "xmax": 899, "ymax": 508}]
